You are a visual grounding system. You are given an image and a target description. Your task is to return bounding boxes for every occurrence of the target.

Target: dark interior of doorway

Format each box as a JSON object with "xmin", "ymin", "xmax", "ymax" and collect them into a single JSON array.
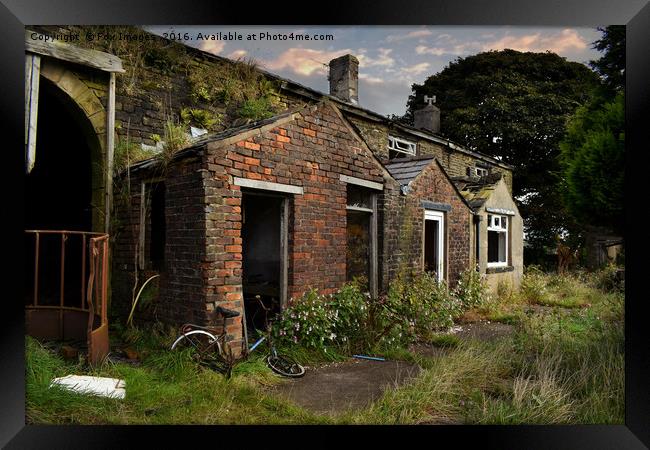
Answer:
[
  {"xmin": 424, "ymin": 219, "xmax": 440, "ymax": 275},
  {"xmin": 242, "ymin": 192, "xmax": 283, "ymax": 338},
  {"xmin": 24, "ymin": 79, "xmax": 93, "ymax": 308}
]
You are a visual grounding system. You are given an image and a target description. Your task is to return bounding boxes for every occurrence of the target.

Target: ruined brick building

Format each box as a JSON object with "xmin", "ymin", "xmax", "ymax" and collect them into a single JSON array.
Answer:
[{"xmin": 24, "ymin": 26, "xmax": 523, "ymax": 354}]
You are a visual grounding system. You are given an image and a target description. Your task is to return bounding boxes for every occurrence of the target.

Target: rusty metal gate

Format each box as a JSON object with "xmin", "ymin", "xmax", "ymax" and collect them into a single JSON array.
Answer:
[{"xmin": 25, "ymin": 230, "xmax": 109, "ymax": 365}]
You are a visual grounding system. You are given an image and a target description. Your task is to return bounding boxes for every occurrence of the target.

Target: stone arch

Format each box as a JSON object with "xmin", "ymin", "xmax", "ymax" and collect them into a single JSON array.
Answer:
[
  {"xmin": 39, "ymin": 61, "xmax": 107, "ymax": 147},
  {"xmin": 37, "ymin": 60, "xmax": 108, "ymax": 232}
]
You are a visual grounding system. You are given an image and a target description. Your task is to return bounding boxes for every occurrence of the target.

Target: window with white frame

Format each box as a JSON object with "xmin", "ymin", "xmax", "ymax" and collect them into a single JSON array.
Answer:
[
  {"xmin": 388, "ymin": 135, "xmax": 416, "ymax": 159},
  {"xmin": 487, "ymin": 214, "xmax": 508, "ymax": 267},
  {"xmin": 467, "ymin": 166, "xmax": 489, "ymax": 177}
]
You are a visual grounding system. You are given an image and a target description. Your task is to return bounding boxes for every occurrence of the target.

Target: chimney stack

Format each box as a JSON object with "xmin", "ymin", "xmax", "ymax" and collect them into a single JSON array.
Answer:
[
  {"xmin": 328, "ymin": 54, "xmax": 359, "ymax": 104},
  {"xmin": 414, "ymin": 95, "xmax": 440, "ymax": 133}
]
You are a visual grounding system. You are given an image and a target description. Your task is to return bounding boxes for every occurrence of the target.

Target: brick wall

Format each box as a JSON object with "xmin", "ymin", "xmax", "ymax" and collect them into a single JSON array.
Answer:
[
  {"xmin": 202, "ymin": 102, "xmax": 387, "ymax": 344},
  {"xmin": 381, "ymin": 160, "xmax": 472, "ymax": 288},
  {"xmin": 112, "ymin": 155, "xmax": 208, "ymax": 326}
]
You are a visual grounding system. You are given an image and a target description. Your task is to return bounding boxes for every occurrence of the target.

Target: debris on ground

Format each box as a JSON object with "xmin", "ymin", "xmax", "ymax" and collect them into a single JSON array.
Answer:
[
  {"xmin": 59, "ymin": 345, "xmax": 79, "ymax": 361},
  {"xmin": 50, "ymin": 375, "xmax": 126, "ymax": 399}
]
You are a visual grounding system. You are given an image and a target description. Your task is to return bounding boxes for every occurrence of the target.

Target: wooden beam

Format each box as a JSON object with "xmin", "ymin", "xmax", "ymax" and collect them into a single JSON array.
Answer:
[
  {"xmin": 280, "ymin": 198, "xmax": 289, "ymax": 310},
  {"xmin": 370, "ymin": 193, "xmax": 378, "ymax": 299},
  {"xmin": 105, "ymin": 72, "xmax": 116, "ymax": 233},
  {"xmin": 25, "ymin": 54, "xmax": 40, "ymax": 173},
  {"xmin": 138, "ymin": 182, "xmax": 146, "ymax": 270},
  {"xmin": 25, "ymin": 30, "xmax": 124, "ymax": 73}
]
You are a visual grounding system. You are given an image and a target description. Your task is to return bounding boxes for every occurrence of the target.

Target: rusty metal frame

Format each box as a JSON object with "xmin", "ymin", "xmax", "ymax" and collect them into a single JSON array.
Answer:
[{"xmin": 25, "ymin": 230, "xmax": 110, "ymax": 365}]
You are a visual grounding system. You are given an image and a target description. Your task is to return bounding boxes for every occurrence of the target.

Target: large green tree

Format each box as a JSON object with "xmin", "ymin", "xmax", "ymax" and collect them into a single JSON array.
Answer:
[
  {"xmin": 589, "ymin": 25, "xmax": 625, "ymax": 95},
  {"xmin": 558, "ymin": 26, "xmax": 625, "ymax": 236},
  {"xmin": 405, "ymin": 50, "xmax": 600, "ymax": 250}
]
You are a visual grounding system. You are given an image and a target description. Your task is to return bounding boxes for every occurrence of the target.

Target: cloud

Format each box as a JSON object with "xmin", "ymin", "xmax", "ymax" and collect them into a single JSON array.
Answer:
[
  {"xmin": 415, "ymin": 29, "xmax": 588, "ymax": 57},
  {"xmin": 261, "ymin": 48, "xmax": 352, "ymax": 76},
  {"xmin": 482, "ymin": 29, "xmax": 587, "ymax": 53},
  {"xmin": 357, "ymin": 48, "xmax": 395, "ymax": 68},
  {"xmin": 261, "ymin": 47, "xmax": 395, "ymax": 77},
  {"xmin": 399, "ymin": 62, "xmax": 430, "ymax": 76},
  {"xmin": 227, "ymin": 49, "xmax": 248, "ymax": 59},
  {"xmin": 385, "ymin": 29, "xmax": 433, "ymax": 43},
  {"xmin": 359, "ymin": 73, "xmax": 385, "ymax": 84},
  {"xmin": 198, "ymin": 40, "xmax": 225, "ymax": 55}
]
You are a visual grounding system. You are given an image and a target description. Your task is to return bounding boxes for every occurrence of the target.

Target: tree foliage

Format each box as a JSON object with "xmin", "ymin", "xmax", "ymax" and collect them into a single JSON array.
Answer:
[
  {"xmin": 405, "ymin": 50, "xmax": 600, "ymax": 249},
  {"xmin": 559, "ymin": 92, "xmax": 624, "ymax": 235},
  {"xmin": 559, "ymin": 26, "xmax": 625, "ymax": 237},
  {"xmin": 589, "ymin": 26, "xmax": 625, "ymax": 94}
]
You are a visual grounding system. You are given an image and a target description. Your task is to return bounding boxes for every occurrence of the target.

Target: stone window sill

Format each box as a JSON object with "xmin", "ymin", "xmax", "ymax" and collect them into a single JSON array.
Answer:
[{"xmin": 486, "ymin": 265, "xmax": 514, "ymax": 274}]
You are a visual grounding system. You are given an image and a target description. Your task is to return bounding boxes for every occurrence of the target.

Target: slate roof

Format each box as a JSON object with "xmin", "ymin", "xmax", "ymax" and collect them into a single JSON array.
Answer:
[
  {"xmin": 453, "ymin": 173, "xmax": 504, "ymax": 210},
  {"xmin": 384, "ymin": 156, "xmax": 436, "ymax": 187}
]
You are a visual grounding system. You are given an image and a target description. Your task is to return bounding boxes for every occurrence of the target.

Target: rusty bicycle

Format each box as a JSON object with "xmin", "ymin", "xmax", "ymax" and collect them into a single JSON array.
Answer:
[{"xmin": 170, "ymin": 304, "xmax": 241, "ymax": 378}]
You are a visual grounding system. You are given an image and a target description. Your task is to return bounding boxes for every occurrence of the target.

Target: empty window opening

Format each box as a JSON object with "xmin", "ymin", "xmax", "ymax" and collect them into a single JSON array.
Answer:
[
  {"xmin": 346, "ymin": 184, "xmax": 377, "ymax": 292},
  {"xmin": 424, "ymin": 210, "xmax": 444, "ymax": 281},
  {"xmin": 242, "ymin": 192, "xmax": 285, "ymax": 336},
  {"xmin": 487, "ymin": 214, "xmax": 508, "ymax": 267},
  {"xmin": 139, "ymin": 181, "xmax": 166, "ymax": 271},
  {"xmin": 149, "ymin": 183, "xmax": 166, "ymax": 271},
  {"xmin": 388, "ymin": 135, "xmax": 417, "ymax": 159}
]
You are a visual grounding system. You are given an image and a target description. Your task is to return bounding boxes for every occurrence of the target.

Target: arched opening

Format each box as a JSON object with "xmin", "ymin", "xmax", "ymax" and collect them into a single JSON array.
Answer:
[{"xmin": 24, "ymin": 77, "xmax": 102, "ymax": 309}]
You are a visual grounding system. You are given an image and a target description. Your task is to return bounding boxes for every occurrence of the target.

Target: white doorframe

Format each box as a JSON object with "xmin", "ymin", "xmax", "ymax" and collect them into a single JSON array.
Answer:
[{"xmin": 423, "ymin": 210, "xmax": 445, "ymax": 282}]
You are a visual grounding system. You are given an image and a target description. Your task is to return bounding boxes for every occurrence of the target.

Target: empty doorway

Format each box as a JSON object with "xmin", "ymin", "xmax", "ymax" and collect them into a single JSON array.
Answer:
[
  {"xmin": 241, "ymin": 192, "xmax": 288, "ymax": 336},
  {"xmin": 424, "ymin": 210, "xmax": 444, "ymax": 281}
]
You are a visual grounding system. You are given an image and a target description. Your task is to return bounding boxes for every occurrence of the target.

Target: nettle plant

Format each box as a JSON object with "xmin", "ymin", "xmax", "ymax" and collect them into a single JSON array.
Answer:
[
  {"xmin": 274, "ymin": 270, "xmax": 490, "ymax": 353},
  {"xmin": 454, "ymin": 266, "xmax": 491, "ymax": 309},
  {"xmin": 273, "ymin": 284, "xmax": 369, "ymax": 352}
]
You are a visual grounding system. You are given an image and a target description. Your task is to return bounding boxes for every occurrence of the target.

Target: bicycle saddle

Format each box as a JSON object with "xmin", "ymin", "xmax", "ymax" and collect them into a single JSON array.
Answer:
[{"xmin": 216, "ymin": 306, "xmax": 240, "ymax": 318}]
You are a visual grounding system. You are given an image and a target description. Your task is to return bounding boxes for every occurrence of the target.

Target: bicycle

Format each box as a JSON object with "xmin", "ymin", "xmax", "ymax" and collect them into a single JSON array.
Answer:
[
  {"xmin": 170, "ymin": 299, "xmax": 304, "ymax": 378},
  {"xmin": 170, "ymin": 304, "xmax": 240, "ymax": 378},
  {"xmin": 249, "ymin": 295, "xmax": 305, "ymax": 378}
]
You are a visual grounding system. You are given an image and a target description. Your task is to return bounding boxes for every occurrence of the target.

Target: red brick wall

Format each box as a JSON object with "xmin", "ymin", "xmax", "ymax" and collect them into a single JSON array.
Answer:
[
  {"xmin": 202, "ymin": 103, "xmax": 387, "ymax": 344},
  {"xmin": 381, "ymin": 160, "xmax": 472, "ymax": 288},
  {"xmin": 112, "ymin": 155, "xmax": 209, "ymax": 326}
]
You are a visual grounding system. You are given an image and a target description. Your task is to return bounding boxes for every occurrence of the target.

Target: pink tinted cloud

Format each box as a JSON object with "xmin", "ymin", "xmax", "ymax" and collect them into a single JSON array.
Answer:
[{"xmin": 198, "ymin": 40, "xmax": 225, "ymax": 55}]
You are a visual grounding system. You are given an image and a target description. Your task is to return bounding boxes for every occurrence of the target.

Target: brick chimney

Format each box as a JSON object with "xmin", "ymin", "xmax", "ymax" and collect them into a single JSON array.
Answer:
[
  {"xmin": 328, "ymin": 54, "xmax": 359, "ymax": 104},
  {"xmin": 414, "ymin": 95, "xmax": 440, "ymax": 133}
]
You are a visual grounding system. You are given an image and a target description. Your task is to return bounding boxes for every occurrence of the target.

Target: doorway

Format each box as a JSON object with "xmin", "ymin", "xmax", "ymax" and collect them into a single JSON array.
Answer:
[
  {"xmin": 24, "ymin": 78, "xmax": 98, "ymax": 308},
  {"xmin": 424, "ymin": 210, "xmax": 444, "ymax": 281},
  {"xmin": 241, "ymin": 192, "xmax": 288, "ymax": 337}
]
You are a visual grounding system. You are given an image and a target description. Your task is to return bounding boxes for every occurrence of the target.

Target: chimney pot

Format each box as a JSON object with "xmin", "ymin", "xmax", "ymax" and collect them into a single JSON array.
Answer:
[{"xmin": 328, "ymin": 54, "xmax": 359, "ymax": 104}]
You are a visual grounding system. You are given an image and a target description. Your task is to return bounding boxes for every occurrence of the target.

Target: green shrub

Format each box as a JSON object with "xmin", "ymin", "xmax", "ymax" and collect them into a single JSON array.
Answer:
[
  {"xmin": 520, "ymin": 265, "xmax": 549, "ymax": 304},
  {"xmin": 454, "ymin": 267, "xmax": 490, "ymax": 309},
  {"xmin": 386, "ymin": 272, "xmax": 463, "ymax": 343},
  {"xmin": 593, "ymin": 264, "xmax": 624, "ymax": 293},
  {"xmin": 237, "ymin": 97, "xmax": 277, "ymax": 121}
]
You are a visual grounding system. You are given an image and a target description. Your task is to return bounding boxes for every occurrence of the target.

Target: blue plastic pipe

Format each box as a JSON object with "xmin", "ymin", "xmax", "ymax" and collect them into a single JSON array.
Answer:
[
  {"xmin": 249, "ymin": 336, "xmax": 266, "ymax": 352},
  {"xmin": 352, "ymin": 354, "xmax": 385, "ymax": 361}
]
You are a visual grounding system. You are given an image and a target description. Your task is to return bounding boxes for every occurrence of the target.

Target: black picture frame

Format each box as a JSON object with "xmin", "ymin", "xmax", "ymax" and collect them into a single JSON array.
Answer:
[{"xmin": 2, "ymin": 0, "xmax": 647, "ymax": 447}]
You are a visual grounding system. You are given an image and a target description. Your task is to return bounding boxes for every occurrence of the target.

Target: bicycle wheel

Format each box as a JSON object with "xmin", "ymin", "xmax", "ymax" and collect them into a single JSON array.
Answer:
[
  {"xmin": 267, "ymin": 354, "xmax": 305, "ymax": 378},
  {"xmin": 171, "ymin": 330, "xmax": 218, "ymax": 363}
]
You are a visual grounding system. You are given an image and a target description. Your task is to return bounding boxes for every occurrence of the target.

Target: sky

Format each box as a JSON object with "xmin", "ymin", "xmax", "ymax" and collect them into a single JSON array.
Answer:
[{"xmin": 146, "ymin": 26, "xmax": 603, "ymax": 117}]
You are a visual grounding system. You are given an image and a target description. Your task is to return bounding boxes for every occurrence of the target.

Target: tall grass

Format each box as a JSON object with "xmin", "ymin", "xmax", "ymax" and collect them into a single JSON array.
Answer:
[{"xmin": 26, "ymin": 269, "xmax": 623, "ymax": 424}]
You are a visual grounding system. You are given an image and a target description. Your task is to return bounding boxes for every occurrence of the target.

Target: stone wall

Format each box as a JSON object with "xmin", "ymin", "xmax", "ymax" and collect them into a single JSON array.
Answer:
[
  {"xmin": 476, "ymin": 179, "xmax": 524, "ymax": 290},
  {"xmin": 347, "ymin": 116, "xmax": 513, "ymax": 192}
]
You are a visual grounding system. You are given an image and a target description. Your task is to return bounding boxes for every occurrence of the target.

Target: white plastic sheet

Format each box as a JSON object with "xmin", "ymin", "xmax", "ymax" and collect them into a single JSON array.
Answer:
[{"xmin": 50, "ymin": 375, "xmax": 126, "ymax": 399}]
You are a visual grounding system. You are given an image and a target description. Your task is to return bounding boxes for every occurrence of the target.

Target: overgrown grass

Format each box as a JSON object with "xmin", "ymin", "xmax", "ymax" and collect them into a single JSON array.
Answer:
[{"xmin": 26, "ymin": 268, "xmax": 623, "ymax": 424}]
